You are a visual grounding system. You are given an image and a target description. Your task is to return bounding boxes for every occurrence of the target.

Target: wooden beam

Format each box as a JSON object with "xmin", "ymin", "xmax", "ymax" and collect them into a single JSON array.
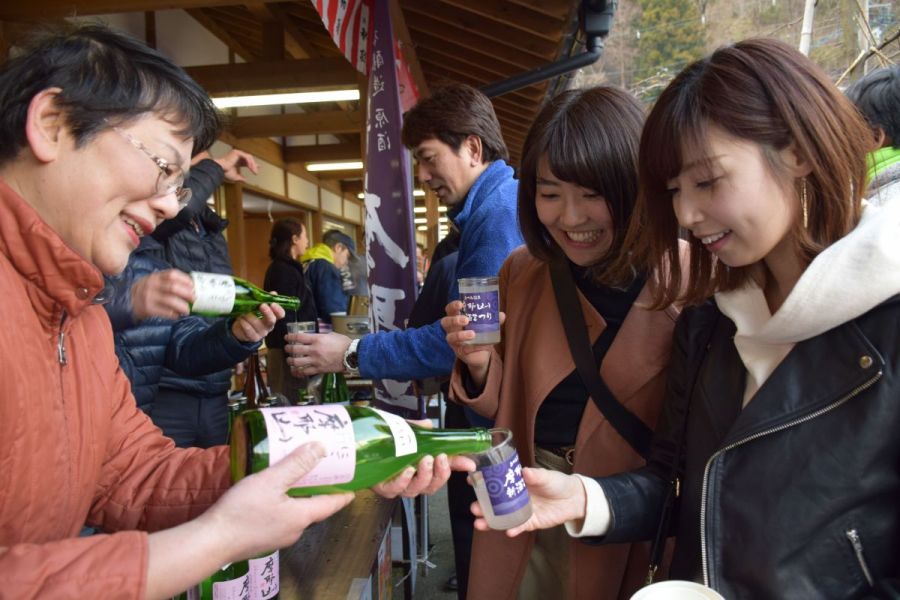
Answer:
[
  {"xmin": 341, "ymin": 180, "xmax": 364, "ymax": 196},
  {"xmin": 400, "ymin": 0, "xmax": 559, "ymax": 60},
  {"xmin": 229, "ymin": 110, "xmax": 363, "ymax": 138},
  {"xmin": 405, "ymin": 22, "xmax": 545, "ymax": 74},
  {"xmin": 418, "ymin": 58, "xmax": 546, "ymax": 104},
  {"xmin": 187, "ymin": 8, "xmax": 256, "ymax": 62},
  {"xmin": 184, "ymin": 58, "xmax": 358, "ymax": 96},
  {"xmin": 313, "ymin": 169, "xmax": 364, "ymax": 181},
  {"xmin": 263, "ymin": 2, "xmax": 320, "ymax": 59},
  {"xmin": 510, "ymin": 0, "xmax": 576, "ymax": 19},
  {"xmin": 284, "ymin": 143, "xmax": 361, "ymax": 164},
  {"xmin": 259, "ymin": 19, "xmax": 285, "ymax": 60},
  {"xmin": 441, "ymin": 0, "xmax": 567, "ymax": 42},
  {"xmin": 0, "ymin": 0, "xmax": 268, "ymax": 19}
]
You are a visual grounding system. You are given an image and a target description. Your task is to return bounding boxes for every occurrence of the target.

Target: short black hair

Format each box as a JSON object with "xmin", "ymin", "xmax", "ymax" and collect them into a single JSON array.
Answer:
[
  {"xmin": 401, "ymin": 83, "xmax": 508, "ymax": 163},
  {"xmin": 0, "ymin": 23, "xmax": 222, "ymax": 167},
  {"xmin": 846, "ymin": 65, "xmax": 900, "ymax": 144}
]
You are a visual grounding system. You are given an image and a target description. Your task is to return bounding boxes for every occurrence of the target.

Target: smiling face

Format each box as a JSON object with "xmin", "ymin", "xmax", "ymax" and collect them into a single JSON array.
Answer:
[
  {"xmin": 17, "ymin": 100, "xmax": 193, "ymax": 275},
  {"xmin": 535, "ymin": 156, "xmax": 614, "ymax": 267},
  {"xmin": 413, "ymin": 137, "xmax": 486, "ymax": 207},
  {"xmin": 667, "ymin": 127, "xmax": 801, "ymax": 271}
]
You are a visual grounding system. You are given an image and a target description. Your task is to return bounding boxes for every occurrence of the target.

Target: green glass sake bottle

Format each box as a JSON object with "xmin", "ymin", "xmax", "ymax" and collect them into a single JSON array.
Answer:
[
  {"xmin": 230, "ymin": 405, "xmax": 492, "ymax": 496},
  {"xmin": 193, "ymin": 560, "xmax": 250, "ymax": 600},
  {"xmin": 190, "ymin": 272, "xmax": 300, "ymax": 317},
  {"xmin": 321, "ymin": 372, "xmax": 350, "ymax": 404}
]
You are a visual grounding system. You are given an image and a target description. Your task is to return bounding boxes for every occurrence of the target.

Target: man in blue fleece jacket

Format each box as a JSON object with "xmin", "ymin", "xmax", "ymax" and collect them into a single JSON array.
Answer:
[{"xmin": 285, "ymin": 83, "xmax": 522, "ymax": 383}]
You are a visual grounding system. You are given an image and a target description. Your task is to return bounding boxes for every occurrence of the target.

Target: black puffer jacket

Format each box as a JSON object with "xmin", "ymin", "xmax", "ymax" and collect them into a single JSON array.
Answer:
[
  {"xmin": 104, "ymin": 237, "xmax": 260, "ymax": 412},
  {"xmin": 263, "ymin": 257, "xmax": 317, "ymax": 351},
  {"xmin": 596, "ymin": 298, "xmax": 900, "ymax": 599},
  {"xmin": 151, "ymin": 159, "xmax": 237, "ymax": 399}
]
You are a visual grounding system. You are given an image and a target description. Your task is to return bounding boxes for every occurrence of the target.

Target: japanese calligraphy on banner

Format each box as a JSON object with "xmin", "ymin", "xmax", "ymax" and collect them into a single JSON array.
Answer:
[
  {"xmin": 310, "ymin": 0, "xmax": 373, "ymax": 74},
  {"xmin": 363, "ymin": 0, "xmax": 420, "ymax": 416}
]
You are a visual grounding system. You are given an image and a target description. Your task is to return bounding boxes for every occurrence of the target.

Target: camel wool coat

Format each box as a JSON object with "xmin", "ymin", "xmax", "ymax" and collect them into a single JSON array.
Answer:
[{"xmin": 450, "ymin": 247, "xmax": 679, "ymax": 600}]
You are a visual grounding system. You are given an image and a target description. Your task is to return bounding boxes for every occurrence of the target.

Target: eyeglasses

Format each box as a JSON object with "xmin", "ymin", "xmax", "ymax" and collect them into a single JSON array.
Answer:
[{"xmin": 114, "ymin": 127, "xmax": 192, "ymax": 210}]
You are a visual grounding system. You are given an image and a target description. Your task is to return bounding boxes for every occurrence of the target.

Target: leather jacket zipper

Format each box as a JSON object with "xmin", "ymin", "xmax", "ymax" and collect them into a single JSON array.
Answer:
[
  {"xmin": 846, "ymin": 528, "xmax": 875, "ymax": 587},
  {"xmin": 700, "ymin": 370, "xmax": 882, "ymax": 587},
  {"xmin": 57, "ymin": 311, "xmax": 68, "ymax": 366}
]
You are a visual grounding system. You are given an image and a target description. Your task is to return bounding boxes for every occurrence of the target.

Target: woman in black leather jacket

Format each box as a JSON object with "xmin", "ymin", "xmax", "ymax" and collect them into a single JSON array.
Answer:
[{"xmin": 475, "ymin": 39, "xmax": 900, "ymax": 599}]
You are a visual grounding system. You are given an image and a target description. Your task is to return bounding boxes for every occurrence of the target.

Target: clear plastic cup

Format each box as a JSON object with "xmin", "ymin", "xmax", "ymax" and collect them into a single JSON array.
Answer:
[
  {"xmin": 468, "ymin": 428, "xmax": 532, "ymax": 530},
  {"xmin": 458, "ymin": 276, "xmax": 501, "ymax": 345},
  {"xmin": 287, "ymin": 321, "xmax": 317, "ymax": 335},
  {"xmin": 630, "ymin": 581, "xmax": 725, "ymax": 600}
]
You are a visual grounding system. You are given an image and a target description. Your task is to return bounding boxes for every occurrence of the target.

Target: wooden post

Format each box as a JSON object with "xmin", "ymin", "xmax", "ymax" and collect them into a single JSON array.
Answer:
[
  {"xmin": 425, "ymin": 189, "xmax": 439, "ymax": 253},
  {"xmin": 223, "ymin": 182, "xmax": 247, "ymax": 278}
]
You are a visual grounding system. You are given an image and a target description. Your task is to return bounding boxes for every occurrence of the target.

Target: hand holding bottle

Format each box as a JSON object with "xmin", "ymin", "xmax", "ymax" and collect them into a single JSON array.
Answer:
[
  {"xmin": 130, "ymin": 268, "xmax": 194, "ymax": 320},
  {"xmin": 205, "ymin": 442, "xmax": 354, "ymax": 558},
  {"xmin": 145, "ymin": 442, "xmax": 353, "ymax": 600},
  {"xmin": 230, "ymin": 302, "xmax": 284, "ymax": 343},
  {"xmin": 372, "ymin": 419, "xmax": 478, "ymax": 498},
  {"xmin": 471, "ymin": 467, "xmax": 586, "ymax": 537},
  {"xmin": 441, "ymin": 300, "xmax": 506, "ymax": 388}
]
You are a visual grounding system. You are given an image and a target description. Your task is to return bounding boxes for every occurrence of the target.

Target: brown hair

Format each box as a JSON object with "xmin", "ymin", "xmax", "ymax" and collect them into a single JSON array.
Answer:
[
  {"xmin": 518, "ymin": 86, "xmax": 644, "ymax": 282},
  {"xmin": 401, "ymin": 83, "xmax": 508, "ymax": 163},
  {"xmin": 619, "ymin": 38, "xmax": 871, "ymax": 307}
]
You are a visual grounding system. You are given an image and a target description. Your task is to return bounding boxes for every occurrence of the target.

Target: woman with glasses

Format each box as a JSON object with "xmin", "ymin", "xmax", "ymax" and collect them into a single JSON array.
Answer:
[{"xmin": 0, "ymin": 25, "xmax": 356, "ymax": 599}]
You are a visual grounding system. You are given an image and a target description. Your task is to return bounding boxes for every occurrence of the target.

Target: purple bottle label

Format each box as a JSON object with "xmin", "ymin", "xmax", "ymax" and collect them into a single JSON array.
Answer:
[
  {"xmin": 460, "ymin": 290, "xmax": 500, "ymax": 334},
  {"xmin": 479, "ymin": 451, "xmax": 530, "ymax": 516}
]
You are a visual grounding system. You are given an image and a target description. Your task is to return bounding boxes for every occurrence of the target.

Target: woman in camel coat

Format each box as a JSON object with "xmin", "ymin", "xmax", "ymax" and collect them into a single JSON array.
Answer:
[{"xmin": 443, "ymin": 87, "xmax": 679, "ymax": 600}]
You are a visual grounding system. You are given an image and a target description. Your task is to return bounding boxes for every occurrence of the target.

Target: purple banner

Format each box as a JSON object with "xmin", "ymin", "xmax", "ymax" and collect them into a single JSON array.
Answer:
[{"xmin": 363, "ymin": 0, "xmax": 420, "ymax": 416}]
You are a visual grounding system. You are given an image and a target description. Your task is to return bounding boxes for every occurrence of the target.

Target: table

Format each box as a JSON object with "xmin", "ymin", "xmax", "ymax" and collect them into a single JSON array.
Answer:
[{"xmin": 279, "ymin": 491, "xmax": 397, "ymax": 600}]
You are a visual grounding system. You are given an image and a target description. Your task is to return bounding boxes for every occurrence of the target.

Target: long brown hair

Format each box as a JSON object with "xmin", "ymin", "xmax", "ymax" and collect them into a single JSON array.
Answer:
[
  {"xmin": 518, "ymin": 86, "xmax": 644, "ymax": 281},
  {"xmin": 619, "ymin": 38, "xmax": 872, "ymax": 308}
]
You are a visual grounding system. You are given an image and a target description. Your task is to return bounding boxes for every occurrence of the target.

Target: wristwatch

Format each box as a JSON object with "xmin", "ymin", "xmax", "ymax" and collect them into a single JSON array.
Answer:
[{"xmin": 342, "ymin": 338, "xmax": 360, "ymax": 376}]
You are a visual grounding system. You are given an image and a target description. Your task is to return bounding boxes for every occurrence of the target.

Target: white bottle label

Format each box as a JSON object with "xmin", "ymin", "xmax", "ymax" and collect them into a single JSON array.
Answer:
[
  {"xmin": 262, "ymin": 406, "xmax": 357, "ymax": 487},
  {"xmin": 373, "ymin": 408, "xmax": 417, "ymax": 457},
  {"xmin": 249, "ymin": 551, "xmax": 279, "ymax": 600},
  {"xmin": 191, "ymin": 272, "xmax": 235, "ymax": 314},
  {"xmin": 212, "ymin": 573, "xmax": 250, "ymax": 600}
]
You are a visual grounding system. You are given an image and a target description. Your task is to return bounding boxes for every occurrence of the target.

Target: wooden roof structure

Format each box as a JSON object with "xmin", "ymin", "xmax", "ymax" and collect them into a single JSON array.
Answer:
[{"xmin": 0, "ymin": 0, "xmax": 580, "ymax": 181}]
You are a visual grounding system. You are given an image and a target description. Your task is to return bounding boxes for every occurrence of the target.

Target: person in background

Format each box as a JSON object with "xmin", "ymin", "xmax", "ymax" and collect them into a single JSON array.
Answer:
[
  {"xmin": 149, "ymin": 146, "xmax": 259, "ymax": 447},
  {"xmin": 342, "ymin": 238, "xmax": 369, "ymax": 298},
  {"xmin": 286, "ymin": 83, "xmax": 524, "ymax": 599},
  {"xmin": 442, "ymin": 87, "xmax": 679, "ymax": 600},
  {"xmin": 846, "ymin": 64, "xmax": 900, "ymax": 206},
  {"xmin": 475, "ymin": 39, "xmax": 900, "ymax": 599},
  {"xmin": 264, "ymin": 216, "xmax": 317, "ymax": 401},
  {"xmin": 0, "ymin": 24, "xmax": 354, "ymax": 598},
  {"xmin": 301, "ymin": 228, "xmax": 354, "ymax": 325}
]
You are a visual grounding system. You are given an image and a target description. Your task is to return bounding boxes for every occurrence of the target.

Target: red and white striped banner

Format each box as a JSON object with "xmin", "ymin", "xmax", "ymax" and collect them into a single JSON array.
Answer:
[{"xmin": 311, "ymin": 0, "xmax": 373, "ymax": 74}]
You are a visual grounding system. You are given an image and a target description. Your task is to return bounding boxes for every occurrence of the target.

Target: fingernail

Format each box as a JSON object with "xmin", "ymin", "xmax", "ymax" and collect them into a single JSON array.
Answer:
[{"xmin": 404, "ymin": 467, "xmax": 416, "ymax": 478}]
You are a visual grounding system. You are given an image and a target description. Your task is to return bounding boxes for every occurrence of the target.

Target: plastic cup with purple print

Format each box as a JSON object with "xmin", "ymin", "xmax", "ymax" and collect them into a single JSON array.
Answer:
[
  {"xmin": 468, "ymin": 428, "xmax": 532, "ymax": 530},
  {"xmin": 458, "ymin": 276, "xmax": 501, "ymax": 345}
]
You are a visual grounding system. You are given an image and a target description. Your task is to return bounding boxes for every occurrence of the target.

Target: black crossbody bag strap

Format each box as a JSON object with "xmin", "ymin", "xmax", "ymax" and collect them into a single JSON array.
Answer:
[
  {"xmin": 549, "ymin": 259, "xmax": 653, "ymax": 459},
  {"xmin": 646, "ymin": 308, "xmax": 719, "ymax": 584}
]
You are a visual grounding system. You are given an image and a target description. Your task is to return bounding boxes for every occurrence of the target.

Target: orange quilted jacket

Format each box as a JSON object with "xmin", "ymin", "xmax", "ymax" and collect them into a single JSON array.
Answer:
[{"xmin": 0, "ymin": 178, "xmax": 230, "ymax": 599}]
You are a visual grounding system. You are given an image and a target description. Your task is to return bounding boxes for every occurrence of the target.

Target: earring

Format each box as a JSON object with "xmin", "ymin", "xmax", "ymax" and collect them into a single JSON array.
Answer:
[{"xmin": 801, "ymin": 178, "xmax": 809, "ymax": 229}]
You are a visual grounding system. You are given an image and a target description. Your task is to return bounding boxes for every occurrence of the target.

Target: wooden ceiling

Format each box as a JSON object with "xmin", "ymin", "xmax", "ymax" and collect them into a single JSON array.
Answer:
[{"xmin": 0, "ymin": 0, "xmax": 581, "ymax": 183}]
